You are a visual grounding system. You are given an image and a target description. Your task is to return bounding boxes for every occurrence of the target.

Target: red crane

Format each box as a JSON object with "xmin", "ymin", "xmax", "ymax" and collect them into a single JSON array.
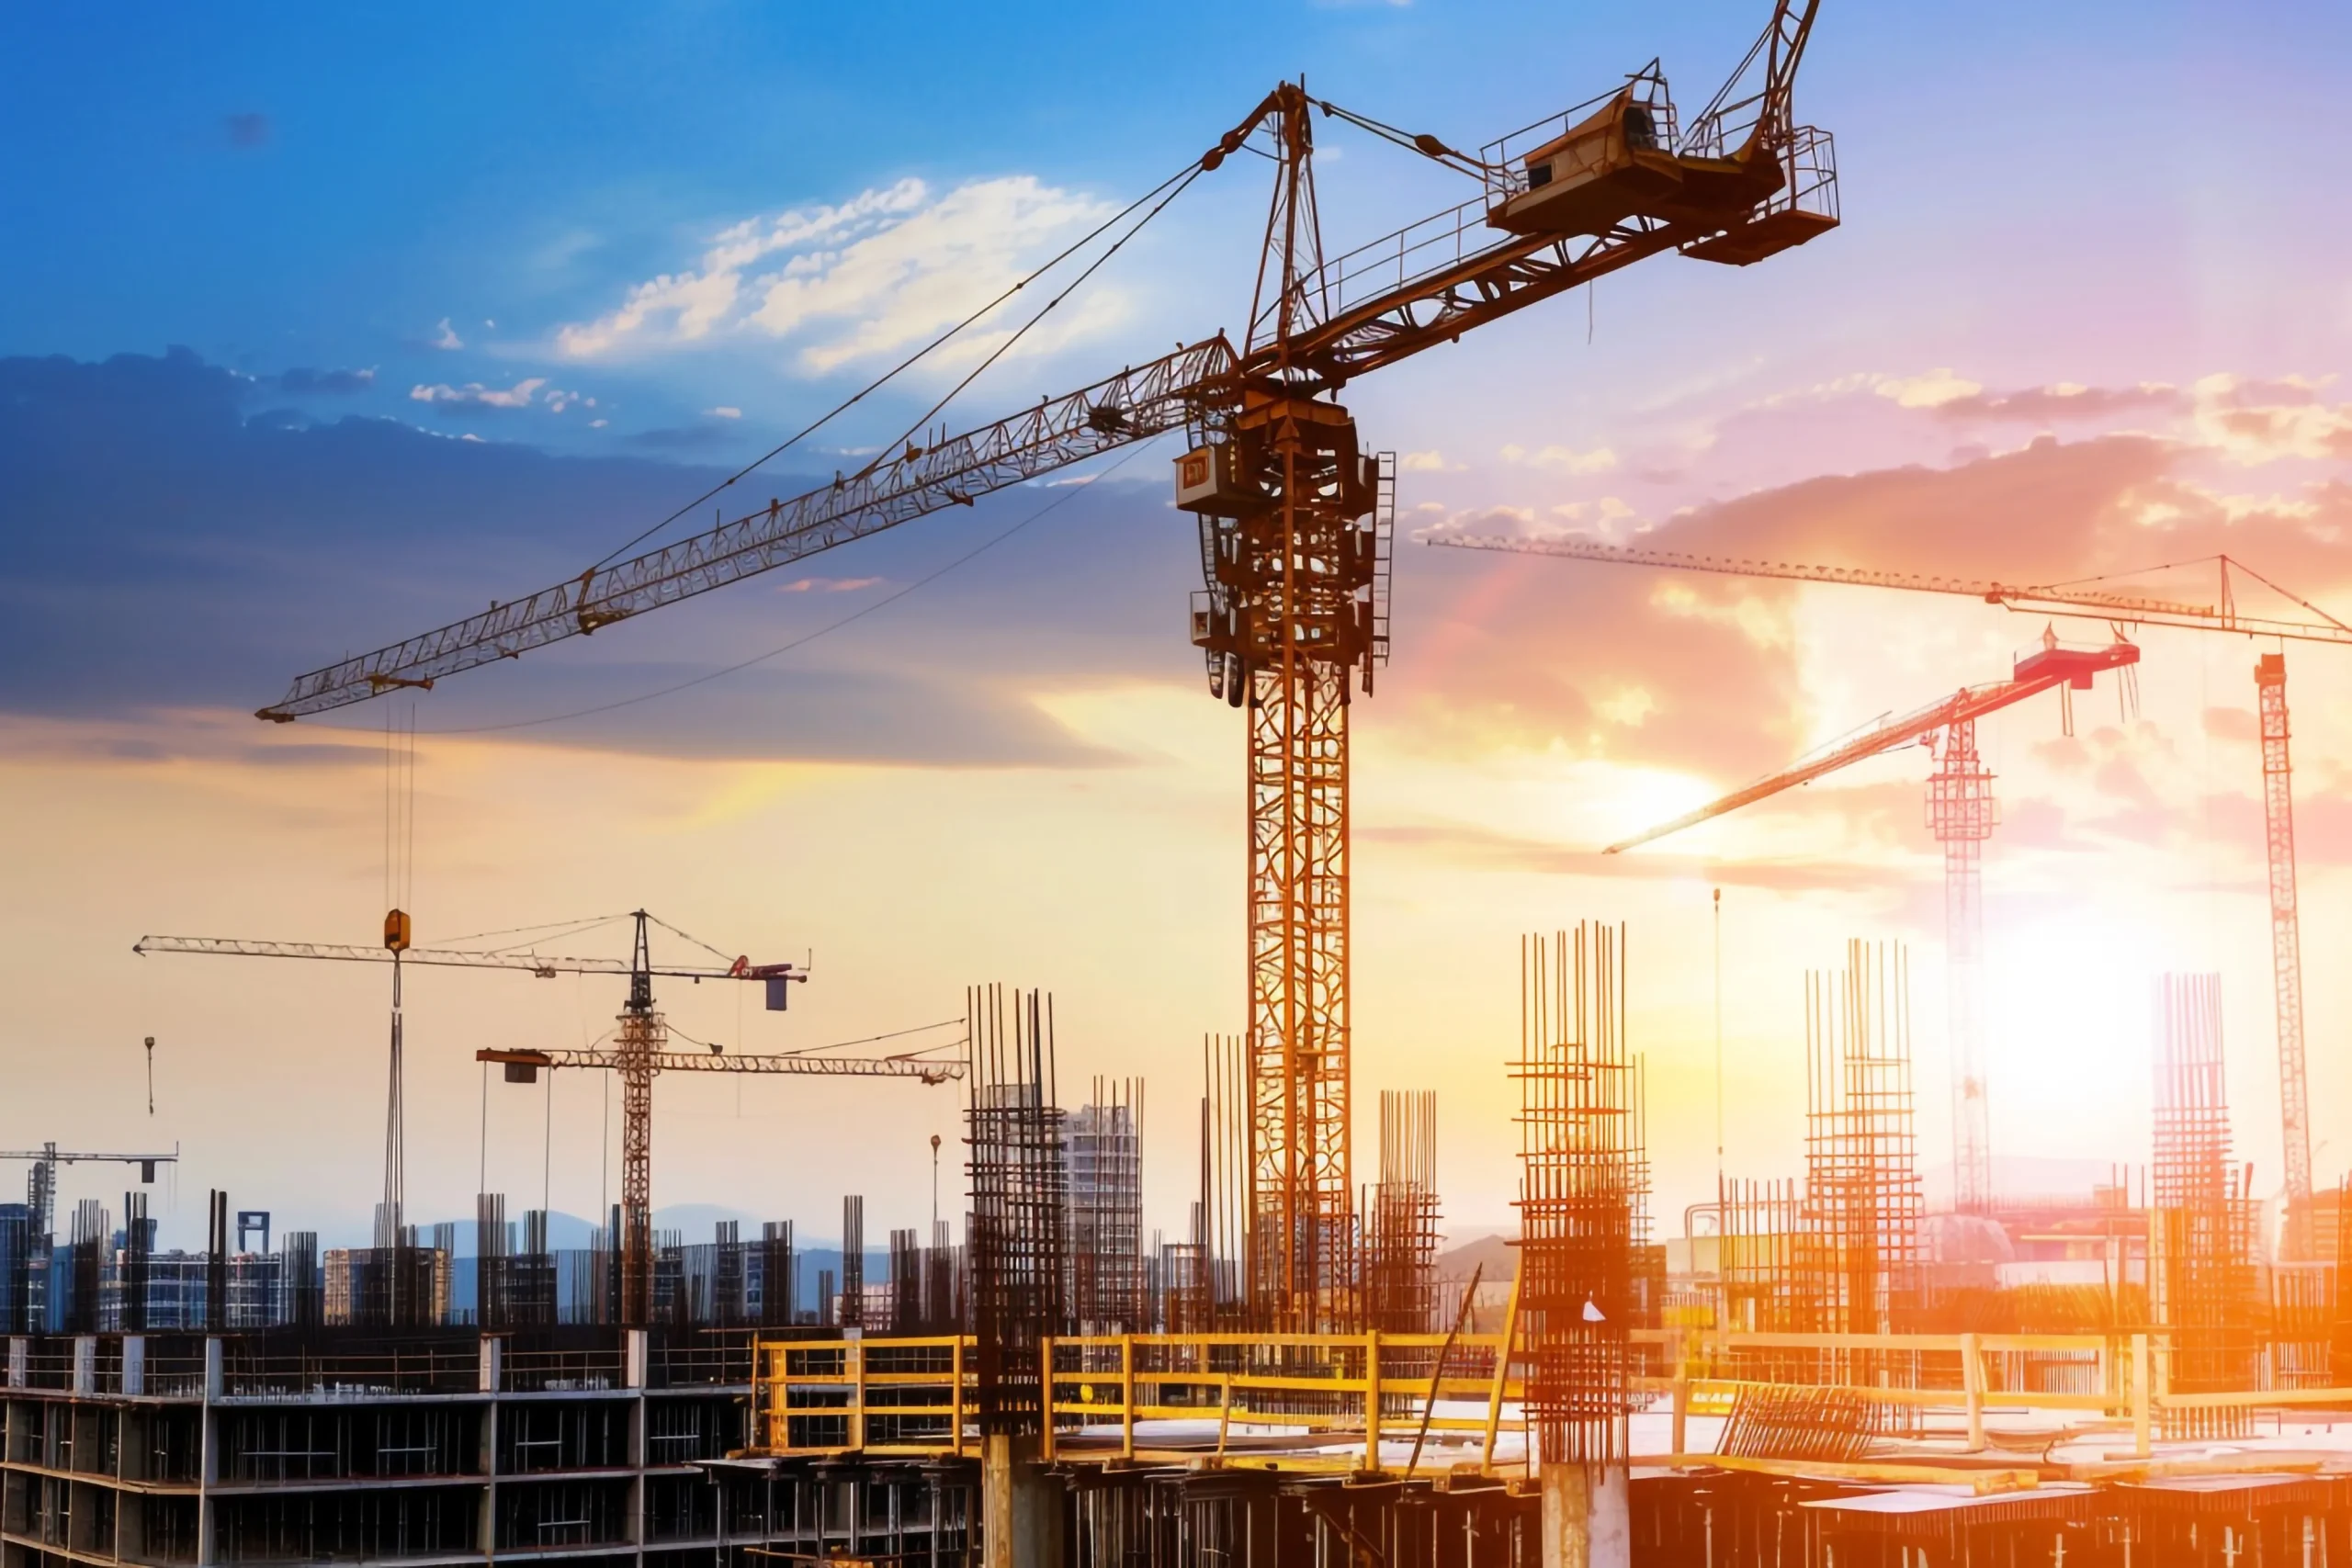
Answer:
[
  {"xmin": 1436, "ymin": 536, "xmax": 2348, "ymax": 1255},
  {"xmin": 1607, "ymin": 631, "xmax": 2140, "ymax": 1213},
  {"xmin": 251, "ymin": 4, "xmax": 1838, "ymax": 1330}
]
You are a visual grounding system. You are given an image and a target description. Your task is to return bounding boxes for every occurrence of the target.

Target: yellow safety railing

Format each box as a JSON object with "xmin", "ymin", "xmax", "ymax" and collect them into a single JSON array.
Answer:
[
  {"xmin": 756, "ymin": 1325, "xmax": 1529, "ymax": 1474},
  {"xmin": 757, "ymin": 1318, "xmax": 2351, "ymax": 1470}
]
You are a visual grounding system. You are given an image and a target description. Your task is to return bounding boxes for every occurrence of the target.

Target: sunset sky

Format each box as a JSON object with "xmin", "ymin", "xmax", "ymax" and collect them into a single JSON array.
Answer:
[{"xmin": 6, "ymin": 0, "xmax": 2351, "ymax": 1252}]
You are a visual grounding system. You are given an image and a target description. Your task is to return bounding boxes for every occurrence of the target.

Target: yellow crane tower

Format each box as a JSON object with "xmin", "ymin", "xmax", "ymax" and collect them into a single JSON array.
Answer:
[{"xmin": 249, "ymin": 3, "xmax": 1838, "ymax": 1330}]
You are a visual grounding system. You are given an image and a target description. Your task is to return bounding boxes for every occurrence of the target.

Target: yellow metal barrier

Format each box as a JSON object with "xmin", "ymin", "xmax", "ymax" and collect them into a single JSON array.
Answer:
[
  {"xmin": 757, "ymin": 1328, "xmax": 1528, "ymax": 1472},
  {"xmin": 755, "ymin": 1324, "xmax": 2346, "ymax": 1470}
]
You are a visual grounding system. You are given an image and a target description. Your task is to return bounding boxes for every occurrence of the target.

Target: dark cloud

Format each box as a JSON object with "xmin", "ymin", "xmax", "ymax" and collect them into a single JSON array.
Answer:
[
  {"xmin": 222, "ymin": 112, "xmax": 270, "ymax": 150},
  {"xmin": 0, "ymin": 347, "xmax": 1196, "ymax": 762},
  {"xmin": 627, "ymin": 424, "xmax": 729, "ymax": 450},
  {"xmin": 275, "ymin": 367, "xmax": 376, "ymax": 396}
]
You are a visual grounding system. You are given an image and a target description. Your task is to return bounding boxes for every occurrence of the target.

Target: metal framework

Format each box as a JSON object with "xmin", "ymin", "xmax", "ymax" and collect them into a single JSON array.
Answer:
[
  {"xmin": 1068, "ymin": 1079, "xmax": 1146, "ymax": 1333},
  {"xmin": 142, "ymin": 911, "xmax": 951, "ymax": 1326},
  {"xmin": 1798, "ymin": 942, "xmax": 1923, "ymax": 1338},
  {"xmin": 1512, "ymin": 924, "xmax": 1645, "ymax": 1466},
  {"xmin": 1364, "ymin": 1089, "xmax": 1441, "ymax": 1335},
  {"xmin": 248, "ymin": 7, "xmax": 1838, "ymax": 1345},
  {"xmin": 2256, "ymin": 654, "xmax": 2313, "ymax": 1259},
  {"xmin": 964, "ymin": 985, "xmax": 1068, "ymax": 1435},
  {"xmin": 1928, "ymin": 719, "xmax": 1996, "ymax": 1215},
  {"xmin": 1602, "ymin": 637, "xmax": 2136, "ymax": 1219},
  {"xmin": 2150, "ymin": 973, "xmax": 2257, "ymax": 1438}
]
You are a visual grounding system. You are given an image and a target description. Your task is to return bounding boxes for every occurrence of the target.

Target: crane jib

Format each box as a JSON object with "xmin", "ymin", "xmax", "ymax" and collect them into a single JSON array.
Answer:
[{"xmin": 258, "ymin": 338, "xmax": 1239, "ymax": 721}]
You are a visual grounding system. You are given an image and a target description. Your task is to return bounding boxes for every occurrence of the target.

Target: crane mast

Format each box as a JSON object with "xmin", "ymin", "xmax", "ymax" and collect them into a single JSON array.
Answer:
[
  {"xmin": 1929, "ymin": 718, "xmax": 1996, "ymax": 1214},
  {"xmin": 2256, "ymin": 653, "xmax": 2312, "ymax": 1258},
  {"xmin": 251, "ymin": 2, "xmax": 1838, "ymax": 1334}
]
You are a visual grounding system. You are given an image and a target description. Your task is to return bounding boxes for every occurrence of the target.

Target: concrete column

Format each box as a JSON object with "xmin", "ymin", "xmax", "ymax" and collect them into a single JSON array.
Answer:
[
  {"xmin": 8, "ymin": 1336, "xmax": 27, "ymax": 1388},
  {"xmin": 979, "ymin": 1432, "xmax": 1062, "ymax": 1568},
  {"xmin": 122, "ymin": 1336, "xmax": 145, "ymax": 1397},
  {"xmin": 72, "ymin": 1337, "xmax": 95, "ymax": 1395},
  {"xmin": 1540, "ymin": 1462, "xmax": 1629, "ymax": 1568},
  {"xmin": 478, "ymin": 1334, "xmax": 502, "ymax": 1393}
]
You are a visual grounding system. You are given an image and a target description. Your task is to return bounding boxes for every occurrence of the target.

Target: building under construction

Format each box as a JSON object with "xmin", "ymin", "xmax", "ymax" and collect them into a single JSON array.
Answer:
[{"xmin": 27, "ymin": 0, "xmax": 2352, "ymax": 1558}]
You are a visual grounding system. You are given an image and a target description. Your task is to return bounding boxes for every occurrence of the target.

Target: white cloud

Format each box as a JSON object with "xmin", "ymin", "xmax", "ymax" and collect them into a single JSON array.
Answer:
[
  {"xmin": 545, "ymin": 390, "xmax": 594, "ymax": 413},
  {"xmin": 1399, "ymin": 449, "xmax": 1460, "ymax": 472},
  {"xmin": 778, "ymin": 576, "xmax": 883, "ymax": 593},
  {"xmin": 1873, "ymin": 367, "xmax": 1982, "ymax": 409},
  {"xmin": 705, "ymin": 406, "xmax": 742, "ymax": 419},
  {"xmin": 410, "ymin": 377, "xmax": 548, "ymax": 410},
  {"xmin": 1499, "ymin": 442, "xmax": 1618, "ymax": 474},
  {"xmin": 431, "ymin": 318, "xmax": 465, "ymax": 351},
  {"xmin": 557, "ymin": 175, "xmax": 1125, "ymax": 374},
  {"xmin": 589, "ymin": 418, "xmax": 609, "ymax": 429}
]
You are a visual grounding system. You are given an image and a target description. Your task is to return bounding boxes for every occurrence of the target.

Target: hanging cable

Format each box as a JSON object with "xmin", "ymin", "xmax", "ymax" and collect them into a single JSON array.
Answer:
[
  {"xmin": 342, "ymin": 433, "xmax": 1166, "ymax": 736},
  {"xmin": 588, "ymin": 156, "xmax": 1206, "ymax": 570},
  {"xmin": 858, "ymin": 163, "xmax": 1204, "ymax": 481}
]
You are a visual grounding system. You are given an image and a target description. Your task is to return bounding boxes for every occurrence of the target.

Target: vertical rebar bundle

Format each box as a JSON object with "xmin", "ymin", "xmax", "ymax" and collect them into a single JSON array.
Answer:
[
  {"xmin": 759, "ymin": 1221, "xmax": 795, "ymax": 1327},
  {"xmin": 1513, "ymin": 924, "xmax": 1645, "ymax": 1466},
  {"xmin": 476, "ymin": 1192, "xmax": 507, "ymax": 1329},
  {"xmin": 120, "ymin": 1190, "xmax": 150, "ymax": 1333},
  {"xmin": 1200, "ymin": 1034, "xmax": 1251, "ymax": 1325},
  {"xmin": 1798, "ymin": 941, "xmax": 1923, "ymax": 1337},
  {"xmin": 1365, "ymin": 1089, "xmax": 1441, "ymax": 1334},
  {"xmin": 841, "ymin": 1196, "xmax": 865, "ymax": 1329},
  {"xmin": 966, "ymin": 984, "xmax": 1069, "ymax": 1435},
  {"xmin": 2151, "ymin": 973, "xmax": 2257, "ymax": 1437},
  {"xmin": 1717, "ymin": 1178, "xmax": 1805, "ymax": 1336},
  {"xmin": 1069, "ymin": 1077, "xmax": 1146, "ymax": 1332}
]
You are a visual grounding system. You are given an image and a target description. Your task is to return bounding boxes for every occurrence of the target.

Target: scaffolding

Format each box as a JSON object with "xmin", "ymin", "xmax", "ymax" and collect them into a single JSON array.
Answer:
[{"xmin": 1512, "ymin": 924, "xmax": 1645, "ymax": 1467}]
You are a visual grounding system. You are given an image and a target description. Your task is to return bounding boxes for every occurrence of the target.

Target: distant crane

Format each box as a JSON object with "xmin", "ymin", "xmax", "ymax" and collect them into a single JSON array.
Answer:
[
  {"xmin": 243, "ymin": 2, "xmax": 1838, "ymax": 1332},
  {"xmin": 137, "ymin": 910, "xmax": 961, "ymax": 1322},
  {"xmin": 1606, "ymin": 630, "xmax": 2141, "ymax": 1213},
  {"xmin": 1436, "ymin": 537, "xmax": 2349, "ymax": 1256},
  {"xmin": 0, "ymin": 1144, "xmax": 179, "ymax": 1243}
]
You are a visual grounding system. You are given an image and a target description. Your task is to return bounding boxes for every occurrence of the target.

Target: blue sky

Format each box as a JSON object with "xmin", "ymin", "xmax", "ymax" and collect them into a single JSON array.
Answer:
[
  {"xmin": 7, "ymin": 0, "xmax": 2352, "ymax": 1239},
  {"xmin": 15, "ymin": 0, "xmax": 2343, "ymax": 465}
]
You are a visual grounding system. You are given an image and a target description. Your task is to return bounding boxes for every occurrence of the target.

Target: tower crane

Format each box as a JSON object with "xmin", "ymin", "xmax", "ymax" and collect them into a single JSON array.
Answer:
[
  {"xmin": 247, "ymin": 3, "xmax": 1838, "ymax": 1331},
  {"xmin": 1, "ymin": 1144, "xmax": 179, "ymax": 1244},
  {"xmin": 1605, "ymin": 629, "xmax": 2141, "ymax": 1214},
  {"xmin": 137, "ymin": 910, "xmax": 961, "ymax": 1323},
  {"xmin": 1434, "ymin": 536, "xmax": 2350, "ymax": 1258}
]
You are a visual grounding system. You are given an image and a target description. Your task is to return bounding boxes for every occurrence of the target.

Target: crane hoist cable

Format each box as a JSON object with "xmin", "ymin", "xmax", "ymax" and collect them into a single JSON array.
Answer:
[
  {"xmin": 854, "ymin": 161, "xmax": 1204, "ymax": 485},
  {"xmin": 589, "ymin": 154, "xmax": 1210, "ymax": 572},
  {"xmin": 313, "ymin": 428, "xmax": 1167, "ymax": 737}
]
